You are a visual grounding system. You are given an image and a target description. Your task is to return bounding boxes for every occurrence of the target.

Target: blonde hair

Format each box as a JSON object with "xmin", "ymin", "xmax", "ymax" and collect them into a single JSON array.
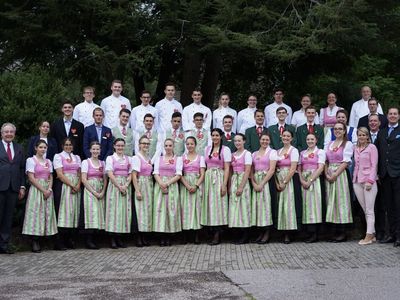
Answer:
[{"xmin": 356, "ymin": 127, "xmax": 371, "ymax": 147}]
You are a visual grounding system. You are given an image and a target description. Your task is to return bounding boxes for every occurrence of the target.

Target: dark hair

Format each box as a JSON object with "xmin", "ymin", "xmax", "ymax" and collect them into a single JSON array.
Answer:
[
  {"xmin": 185, "ymin": 136, "xmax": 197, "ymax": 146},
  {"xmin": 235, "ymin": 133, "xmax": 246, "ymax": 142},
  {"xmin": 143, "ymin": 113, "xmax": 155, "ymax": 121},
  {"xmin": 83, "ymin": 86, "xmax": 95, "ymax": 93},
  {"xmin": 93, "ymin": 107, "xmax": 104, "ymax": 116},
  {"xmin": 141, "ymin": 90, "xmax": 151, "ymax": 96},
  {"xmin": 260, "ymin": 132, "xmax": 271, "ymax": 139},
  {"xmin": 209, "ymin": 128, "xmax": 224, "ymax": 160},
  {"xmin": 192, "ymin": 88, "xmax": 202, "ymax": 93},
  {"xmin": 273, "ymin": 87, "xmax": 284, "ymax": 94},
  {"xmin": 35, "ymin": 139, "xmax": 48, "ymax": 148},
  {"xmin": 282, "ymin": 130, "xmax": 293, "ymax": 138},
  {"xmin": 387, "ymin": 107, "xmax": 400, "ymax": 114},
  {"xmin": 336, "ymin": 109, "xmax": 348, "ymax": 119},
  {"xmin": 38, "ymin": 120, "xmax": 50, "ymax": 128},
  {"xmin": 89, "ymin": 141, "xmax": 101, "ymax": 148},
  {"xmin": 368, "ymin": 113, "xmax": 380, "ymax": 120},
  {"xmin": 333, "ymin": 122, "xmax": 348, "ymax": 148},
  {"xmin": 171, "ymin": 112, "xmax": 182, "ymax": 119},
  {"xmin": 165, "ymin": 82, "xmax": 176, "ymax": 89},
  {"xmin": 193, "ymin": 112, "xmax": 204, "ymax": 119},
  {"xmin": 368, "ymin": 97, "xmax": 378, "ymax": 104},
  {"xmin": 276, "ymin": 106, "xmax": 287, "ymax": 114},
  {"xmin": 254, "ymin": 109, "xmax": 265, "ymax": 117},
  {"xmin": 305, "ymin": 105, "xmax": 316, "ymax": 113},
  {"xmin": 223, "ymin": 115, "xmax": 233, "ymax": 121},
  {"xmin": 62, "ymin": 137, "xmax": 75, "ymax": 149},
  {"xmin": 119, "ymin": 108, "xmax": 131, "ymax": 116},
  {"xmin": 113, "ymin": 138, "xmax": 126, "ymax": 146},
  {"xmin": 111, "ymin": 79, "xmax": 122, "ymax": 86},
  {"xmin": 62, "ymin": 99, "xmax": 74, "ymax": 108}
]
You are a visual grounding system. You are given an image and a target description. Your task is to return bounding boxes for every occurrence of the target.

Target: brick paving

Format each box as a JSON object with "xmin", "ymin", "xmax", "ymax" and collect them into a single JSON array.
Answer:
[{"xmin": 1, "ymin": 242, "xmax": 399, "ymax": 277}]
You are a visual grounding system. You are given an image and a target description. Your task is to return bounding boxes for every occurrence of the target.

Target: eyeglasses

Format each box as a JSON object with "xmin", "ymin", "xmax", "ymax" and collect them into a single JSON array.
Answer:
[
  {"xmin": 140, "ymin": 142, "xmax": 150, "ymax": 145},
  {"xmin": 333, "ymin": 128, "xmax": 344, "ymax": 131}
]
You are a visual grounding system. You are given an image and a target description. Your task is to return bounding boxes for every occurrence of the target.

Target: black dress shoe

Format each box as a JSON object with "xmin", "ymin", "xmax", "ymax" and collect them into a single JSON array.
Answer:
[
  {"xmin": 380, "ymin": 236, "xmax": 395, "ymax": 244},
  {"xmin": 110, "ymin": 237, "xmax": 118, "ymax": 249},
  {"xmin": 394, "ymin": 240, "xmax": 400, "ymax": 247},
  {"xmin": 86, "ymin": 241, "xmax": 99, "ymax": 250},
  {"xmin": 0, "ymin": 247, "xmax": 15, "ymax": 254},
  {"xmin": 257, "ymin": 239, "xmax": 269, "ymax": 245},
  {"xmin": 305, "ymin": 234, "xmax": 318, "ymax": 244},
  {"xmin": 375, "ymin": 233, "xmax": 384, "ymax": 241},
  {"xmin": 54, "ymin": 240, "xmax": 67, "ymax": 251},
  {"xmin": 32, "ymin": 240, "xmax": 41, "ymax": 253},
  {"xmin": 116, "ymin": 237, "xmax": 127, "ymax": 248},
  {"xmin": 333, "ymin": 236, "xmax": 347, "ymax": 243},
  {"xmin": 65, "ymin": 238, "xmax": 75, "ymax": 249}
]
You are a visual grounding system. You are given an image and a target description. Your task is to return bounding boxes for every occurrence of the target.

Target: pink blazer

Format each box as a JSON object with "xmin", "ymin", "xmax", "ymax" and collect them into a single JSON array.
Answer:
[{"xmin": 353, "ymin": 143, "xmax": 378, "ymax": 184}]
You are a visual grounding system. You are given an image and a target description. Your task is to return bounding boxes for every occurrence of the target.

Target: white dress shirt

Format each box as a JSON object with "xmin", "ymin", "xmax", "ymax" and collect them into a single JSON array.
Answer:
[
  {"xmin": 100, "ymin": 94, "xmax": 131, "ymax": 128},
  {"xmin": 129, "ymin": 104, "xmax": 157, "ymax": 132},
  {"xmin": 63, "ymin": 118, "xmax": 72, "ymax": 135},
  {"xmin": 264, "ymin": 102, "xmax": 293, "ymax": 127},
  {"xmin": 291, "ymin": 109, "xmax": 320, "ymax": 128},
  {"xmin": 237, "ymin": 107, "xmax": 257, "ymax": 134},
  {"xmin": 155, "ymin": 98, "xmax": 183, "ymax": 132},
  {"xmin": 212, "ymin": 106, "xmax": 237, "ymax": 132},
  {"xmin": 349, "ymin": 99, "xmax": 383, "ymax": 128},
  {"xmin": 72, "ymin": 101, "xmax": 100, "ymax": 127},
  {"xmin": 182, "ymin": 102, "xmax": 212, "ymax": 131}
]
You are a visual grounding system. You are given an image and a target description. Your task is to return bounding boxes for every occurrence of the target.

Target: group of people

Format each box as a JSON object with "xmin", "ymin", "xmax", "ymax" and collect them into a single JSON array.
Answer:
[{"xmin": 1, "ymin": 81, "xmax": 399, "ymax": 254}]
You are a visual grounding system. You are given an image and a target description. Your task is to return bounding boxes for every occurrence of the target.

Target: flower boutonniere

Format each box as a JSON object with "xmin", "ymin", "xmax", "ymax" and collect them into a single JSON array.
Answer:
[
  {"xmin": 105, "ymin": 132, "xmax": 111, "ymax": 139},
  {"xmin": 333, "ymin": 147, "xmax": 339, "ymax": 152},
  {"xmin": 71, "ymin": 128, "xmax": 76, "ymax": 134},
  {"xmin": 168, "ymin": 158, "xmax": 175, "ymax": 165},
  {"xmin": 212, "ymin": 152, "xmax": 218, "ymax": 158},
  {"xmin": 178, "ymin": 133, "xmax": 184, "ymax": 139},
  {"xmin": 308, "ymin": 153, "xmax": 315, "ymax": 159},
  {"xmin": 283, "ymin": 153, "xmax": 289, "ymax": 159},
  {"xmin": 197, "ymin": 132, "xmax": 204, "ymax": 139},
  {"xmin": 98, "ymin": 166, "xmax": 104, "ymax": 173},
  {"xmin": 44, "ymin": 161, "xmax": 49, "ymax": 168},
  {"xmin": 184, "ymin": 159, "xmax": 190, "ymax": 165},
  {"xmin": 232, "ymin": 156, "xmax": 237, "ymax": 163}
]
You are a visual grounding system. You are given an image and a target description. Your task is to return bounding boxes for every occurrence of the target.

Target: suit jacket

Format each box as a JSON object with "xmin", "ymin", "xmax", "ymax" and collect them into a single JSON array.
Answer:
[
  {"xmin": 222, "ymin": 132, "xmax": 236, "ymax": 153},
  {"xmin": 296, "ymin": 124, "xmax": 324, "ymax": 152},
  {"xmin": 376, "ymin": 125, "xmax": 400, "ymax": 178},
  {"xmin": 50, "ymin": 118, "xmax": 84, "ymax": 159},
  {"xmin": 268, "ymin": 123, "xmax": 296, "ymax": 150},
  {"xmin": 357, "ymin": 113, "xmax": 388, "ymax": 130},
  {"xmin": 83, "ymin": 124, "xmax": 113, "ymax": 160},
  {"xmin": 0, "ymin": 142, "xmax": 25, "ymax": 192},
  {"xmin": 245, "ymin": 126, "xmax": 268, "ymax": 153},
  {"xmin": 353, "ymin": 143, "xmax": 378, "ymax": 184},
  {"xmin": 27, "ymin": 135, "xmax": 58, "ymax": 161}
]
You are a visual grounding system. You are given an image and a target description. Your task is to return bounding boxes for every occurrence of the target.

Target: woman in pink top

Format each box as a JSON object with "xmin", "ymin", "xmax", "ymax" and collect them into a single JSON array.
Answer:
[
  {"xmin": 353, "ymin": 127, "xmax": 378, "ymax": 245},
  {"xmin": 320, "ymin": 93, "xmax": 342, "ymax": 131}
]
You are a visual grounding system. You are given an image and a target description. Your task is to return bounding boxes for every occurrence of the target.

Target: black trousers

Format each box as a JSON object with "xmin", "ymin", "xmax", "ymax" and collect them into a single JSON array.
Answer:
[
  {"xmin": 374, "ymin": 181, "xmax": 386, "ymax": 237},
  {"xmin": 0, "ymin": 188, "xmax": 18, "ymax": 250},
  {"xmin": 382, "ymin": 175, "xmax": 400, "ymax": 238}
]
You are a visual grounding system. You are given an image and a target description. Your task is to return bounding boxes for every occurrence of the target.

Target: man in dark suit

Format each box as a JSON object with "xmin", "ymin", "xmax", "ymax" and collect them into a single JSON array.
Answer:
[
  {"xmin": 296, "ymin": 106, "xmax": 324, "ymax": 151},
  {"xmin": 376, "ymin": 107, "xmax": 400, "ymax": 246},
  {"xmin": 268, "ymin": 107, "xmax": 296, "ymax": 150},
  {"xmin": 50, "ymin": 100, "xmax": 84, "ymax": 159},
  {"xmin": 221, "ymin": 115, "xmax": 236, "ymax": 153},
  {"xmin": 0, "ymin": 123, "xmax": 26, "ymax": 254},
  {"xmin": 357, "ymin": 97, "xmax": 388, "ymax": 130},
  {"xmin": 245, "ymin": 109, "xmax": 268, "ymax": 153},
  {"xmin": 83, "ymin": 107, "xmax": 113, "ymax": 160}
]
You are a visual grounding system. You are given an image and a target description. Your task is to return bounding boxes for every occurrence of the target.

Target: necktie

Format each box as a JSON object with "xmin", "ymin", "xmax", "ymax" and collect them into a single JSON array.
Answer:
[
  {"xmin": 279, "ymin": 126, "xmax": 284, "ymax": 135},
  {"xmin": 172, "ymin": 129, "xmax": 177, "ymax": 139},
  {"xmin": 226, "ymin": 133, "xmax": 231, "ymax": 140},
  {"xmin": 146, "ymin": 130, "xmax": 151, "ymax": 139},
  {"xmin": 388, "ymin": 126, "xmax": 394, "ymax": 136},
  {"xmin": 122, "ymin": 126, "xmax": 126, "ymax": 135},
  {"xmin": 96, "ymin": 126, "xmax": 102, "ymax": 142},
  {"xmin": 197, "ymin": 129, "xmax": 203, "ymax": 138},
  {"xmin": 308, "ymin": 124, "xmax": 314, "ymax": 134},
  {"xmin": 371, "ymin": 133, "xmax": 377, "ymax": 143},
  {"xmin": 6, "ymin": 142, "xmax": 12, "ymax": 161},
  {"xmin": 256, "ymin": 127, "xmax": 262, "ymax": 137}
]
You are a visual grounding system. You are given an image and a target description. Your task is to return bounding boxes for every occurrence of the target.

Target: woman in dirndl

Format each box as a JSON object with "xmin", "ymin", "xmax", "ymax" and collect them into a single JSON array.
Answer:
[
  {"xmin": 180, "ymin": 136, "xmax": 205, "ymax": 244},
  {"xmin": 53, "ymin": 137, "xmax": 81, "ymax": 249},
  {"xmin": 22, "ymin": 139, "xmax": 58, "ymax": 253},
  {"xmin": 153, "ymin": 138, "xmax": 183, "ymax": 246},
  {"xmin": 251, "ymin": 132, "xmax": 277, "ymax": 244},
  {"xmin": 229, "ymin": 133, "xmax": 252, "ymax": 244},
  {"xmin": 132, "ymin": 135, "xmax": 153, "ymax": 247},
  {"xmin": 105, "ymin": 138, "xmax": 133, "ymax": 249},
  {"xmin": 201, "ymin": 128, "xmax": 231, "ymax": 245},
  {"xmin": 275, "ymin": 130, "xmax": 300, "ymax": 244},
  {"xmin": 324, "ymin": 122, "xmax": 354, "ymax": 242},
  {"xmin": 81, "ymin": 141, "xmax": 107, "ymax": 249},
  {"xmin": 298, "ymin": 133, "xmax": 325, "ymax": 243}
]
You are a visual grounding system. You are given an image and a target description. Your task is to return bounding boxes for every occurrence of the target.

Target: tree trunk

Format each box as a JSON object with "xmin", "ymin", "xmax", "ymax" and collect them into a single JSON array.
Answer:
[
  {"xmin": 155, "ymin": 47, "xmax": 176, "ymax": 103},
  {"xmin": 200, "ymin": 54, "xmax": 222, "ymax": 109},
  {"xmin": 180, "ymin": 44, "xmax": 201, "ymax": 107},
  {"xmin": 132, "ymin": 71, "xmax": 145, "ymax": 106}
]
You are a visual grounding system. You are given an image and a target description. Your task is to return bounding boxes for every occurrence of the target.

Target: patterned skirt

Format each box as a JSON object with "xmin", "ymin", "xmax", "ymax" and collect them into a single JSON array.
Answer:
[
  {"xmin": 58, "ymin": 174, "xmax": 81, "ymax": 228},
  {"xmin": 153, "ymin": 176, "xmax": 182, "ymax": 233},
  {"xmin": 180, "ymin": 173, "xmax": 202, "ymax": 230},
  {"xmin": 22, "ymin": 179, "xmax": 58, "ymax": 236},
  {"xmin": 301, "ymin": 170, "xmax": 323, "ymax": 224},
  {"xmin": 276, "ymin": 168, "xmax": 297, "ymax": 230},
  {"xmin": 325, "ymin": 164, "xmax": 353, "ymax": 224},
  {"xmin": 105, "ymin": 176, "xmax": 132, "ymax": 233},
  {"xmin": 201, "ymin": 168, "xmax": 228, "ymax": 226},
  {"xmin": 229, "ymin": 173, "xmax": 251, "ymax": 228},
  {"xmin": 251, "ymin": 171, "xmax": 273, "ymax": 227},
  {"xmin": 83, "ymin": 178, "xmax": 105, "ymax": 230},
  {"xmin": 135, "ymin": 176, "xmax": 153, "ymax": 232}
]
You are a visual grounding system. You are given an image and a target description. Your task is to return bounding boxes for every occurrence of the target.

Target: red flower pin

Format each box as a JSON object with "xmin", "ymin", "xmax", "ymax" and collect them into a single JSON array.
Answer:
[
  {"xmin": 308, "ymin": 153, "xmax": 315, "ymax": 159},
  {"xmin": 197, "ymin": 132, "xmax": 204, "ymax": 139},
  {"xmin": 284, "ymin": 154, "xmax": 289, "ymax": 159},
  {"xmin": 184, "ymin": 159, "xmax": 190, "ymax": 165},
  {"xmin": 212, "ymin": 152, "xmax": 218, "ymax": 158},
  {"xmin": 45, "ymin": 162, "xmax": 49, "ymax": 168},
  {"xmin": 98, "ymin": 166, "xmax": 103, "ymax": 173},
  {"xmin": 232, "ymin": 156, "xmax": 236, "ymax": 162},
  {"xmin": 168, "ymin": 159, "xmax": 175, "ymax": 164},
  {"xmin": 105, "ymin": 132, "xmax": 111, "ymax": 138},
  {"xmin": 333, "ymin": 147, "xmax": 338, "ymax": 152},
  {"xmin": 71, "ymin": 128, "xmax": 76, "ymax": 134},
  {"xmin": 178, "ymin": 133, "xmax": 184, "ymax": 139}
]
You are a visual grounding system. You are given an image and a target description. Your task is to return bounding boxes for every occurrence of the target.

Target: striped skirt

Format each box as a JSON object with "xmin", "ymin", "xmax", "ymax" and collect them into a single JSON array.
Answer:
[
  {"xmin": 153, "ymin": 176, "xmax": 182, "ymax": 233},
  {"xmin": 229, "ymin": 173, "xmax": 251, "ymax": 228},
  {"xmin": 325, "ymin": 164, "xmax": 353, "ymax": 224},
  {"xmin": 22, "ymin": 179, "xmax": 58, "ymax": 236},
  {"xmin": 105, "ymin": 176, "xmax": 132, "ymax": 233},
  {"xmin": 83, "ymin": 178, "xmax": 105, "ymax": 230},
  {"xmin": 58, "ymin": 174, "xmax": 81, "ymax": 228},
  {"xmin": 180, "ymin": 173, "xmax": 202, "ymax": 230},
  {"xmin": 276, "ymin": 168, "xmax": 297, "ymax": 230},
  {"xmin": 201, "ymin": 168, "xmax": 228, "ymax": 226},
  {"xmin": 301, "ymin": 170, "xmax": 323, "ymax": 224},
  {"xmin": 251, "ymin": 171, "xmax": 273, "ymax": 227},
  {"xmin": 135, "ymin": 176, "xmax": 153, "ymax": 232}
]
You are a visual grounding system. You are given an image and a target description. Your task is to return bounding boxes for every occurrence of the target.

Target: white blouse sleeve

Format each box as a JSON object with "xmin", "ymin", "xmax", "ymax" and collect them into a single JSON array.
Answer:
[
  {"xmin": 26, "ymin": 157, "xmax": 35, "ymax": 173},
  {"xmin": 342, "ymin": 142, "xmax": 354, "ymax": 162},
  {"xmin": 131, "ymin": 156, "xmax": 141, "ymax": 173},
  {"xmin": 223, "ymin": 146, "xmax": 232, "ymax": 162},
  {"xmin": 153, "ymin": 156, "xmax": 161, "ymax": 175},
  {"xmin": 324, "ymin": 130, "xmax": 332, "ymax": 149},
  {"xmin": 317, "ymin": 149, "xmax": 326, "ymax": 164},
  {"xmin": 81, "ymin": 160, "xmax": 89, "ymax": 173},
  {"xmin": 75, "ymin": 155, "xmax": 82, "ymax": 165},
  {"xmin": 199, "ymin": 156, "xmax": 206, "ymax": 168},
  {"xmin": 53, "ymin": 154, "xmax": 63, "ymax": 169},
  {"xmin": 290, "ymin": 148, "xmax": 300, "ymax": 162},
  {"xmin": 105, "ymin": 156, "xmax": 114, "ymax": 172},
  {"xmin": 269, "ymin": 149, "xmax": 278, "ymax": 161},
  {"xmin": 244, "ymin": 151, "xmax": 252, "ymax": 165},
  {"xmin": 48, "ymin": 160, "xmax": 54, "ymax": 173},
  {"xmin": 175, "ymin": 156, "xmax": 183, "ymax": 175}
]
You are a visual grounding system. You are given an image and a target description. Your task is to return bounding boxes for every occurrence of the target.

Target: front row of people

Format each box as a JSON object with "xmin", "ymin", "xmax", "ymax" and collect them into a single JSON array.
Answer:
[{"xmin": 22, "ymin": 123, "xmax": 377, "ymax": 252}]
